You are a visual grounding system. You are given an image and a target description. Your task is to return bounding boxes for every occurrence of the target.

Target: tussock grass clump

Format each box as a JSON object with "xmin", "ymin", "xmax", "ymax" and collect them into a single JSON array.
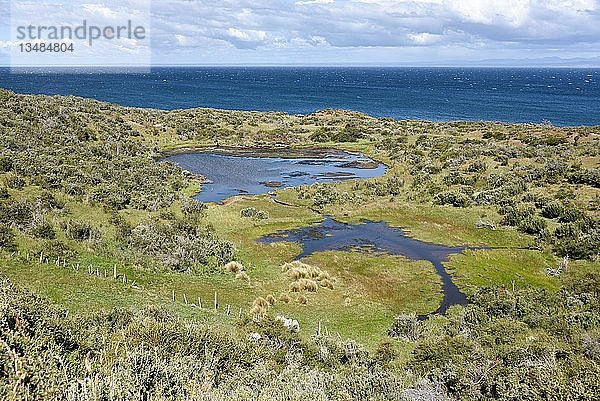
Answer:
[
  {"xmin": 289, "ymin": 281, "xmax": 302, "ymax": 292},
  {"xmin": 297, "ymin": 295, "xmax": 308, "ymax": 305},
  {"xmin": 321, "ymin": 279, "xmax": 334, "ymax": 290},
  {"xmin": 288, "ymin": 267, "xmax": 308, "ymax": 280},
  {"xmin": 249, "ymin": 297, "xmax": 270, "ymax": 315},
  {"xmin": 224, "ymin": 261, "xmax": 244, "ymax": 273},
  {"xmin": 266, "ymin": 294, "xmax": 276, "ymax": 305},
  {"xmin": 318, "ymin": 271, "xmax": 331, "ymax": 281},
  {"xmin": 249, "ymin": 304, "xmax": 267, "ymax": 316},
  {"xmin": 235, "ymin": 271, "xmax": 250, "ymax": 281},
  {"xmin": 279, "ymin": 293, "xmax": 291, "ymax": 303},
  {"xmin": 305, "ymin": 264, "xmax": 323, "ymax": 278},
  {"xmin": 280, "ymin": 262, "xmax": 295, "ymax": 272},
  {"xmin": 299, "ymin": 279, "xmax": 318, "ymax": 292},
  {"xmin": 282, "ymin": 261, "xmax": 330, "ymax": 284},
  {"xmin": 225, "ymin": 261, "xmax": 250, "ymax": 280},
  {"xmin": 289, "ymin": 279, "xmax": 319, "ymax": 292},
  {"xmin": 253, "ymin": 297, "xmax": 269, "ymax": 308}
]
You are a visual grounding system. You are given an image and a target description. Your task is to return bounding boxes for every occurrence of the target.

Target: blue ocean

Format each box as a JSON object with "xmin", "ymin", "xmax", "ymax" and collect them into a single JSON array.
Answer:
[{"xmin": 0, "ymin": 67, "xmax": 598, "ymax": 126}]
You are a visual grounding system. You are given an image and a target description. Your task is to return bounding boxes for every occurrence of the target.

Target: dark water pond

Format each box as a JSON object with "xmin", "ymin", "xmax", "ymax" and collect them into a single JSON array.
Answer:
[
  {"xmin": 259, "ymin": 216, "xmax": 468, "ymax": 315},
  {"xmin": 164, "ymin": 148, "xmax": 387, "ymax": 203}
]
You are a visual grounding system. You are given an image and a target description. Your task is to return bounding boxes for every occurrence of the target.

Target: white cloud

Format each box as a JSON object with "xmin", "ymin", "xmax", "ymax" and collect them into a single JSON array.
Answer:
[
  {"xmin": 296, "ymin": 0, "xmax": 335, "ymax": 5},
  {"xmin": 407, "ymin": 32, "xmax": 442, "ymax": 45},
  {"xmin": 445, "ymin": 0, "xmax": 530, "ymax": 26},
  {"xmin": 226, "ymin": 27, "xmax": 267, "ymax": 42},
  {"xmin": 5, "ymin": 0, "xmax": 599, "ymax": 65}
]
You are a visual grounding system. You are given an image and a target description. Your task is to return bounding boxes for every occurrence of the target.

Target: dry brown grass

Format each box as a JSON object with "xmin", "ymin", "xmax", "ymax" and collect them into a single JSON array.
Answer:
[
  {"xmin": 279, "ymin": 293, "xmax": 291, "ymax": 303},
  {"xmin": 224, "ymin": 261, "xmax": 244, "ymax": 274},
  {"xmin": 266, "ymin": 294, "xmax": 276, "ymax": 305},
  {"xmin": 288, "ymin": 267, "xmax": 308, "ymax": 280},
  {"xmin": 253, "ymin": 297, "xmax": 269, "ymax": 308},
  {"xmin": 318, "ymin": 271, "xmax": 331, "ymax": 281},
  {"xmin": 297, "ymin": 295, "xmax": 308, "ymax": 305},
  {"xmin": 321, "ymin": 279, "xmax": 334, "ymax": 290},
  {"xmin": 235, "ymin": 271, "xmax": 250, "ymax": 281},
  {"xmin": 249, "ymin": 303, "xmax": 267, "ymax": 315},
  {"xmin": 249, "ymin": 297, "xmax": 270, "ymax": 315},
  {"xmin": 280, "ymin": 262, "xmax": 295, "ymax": 272},
  {"xmin": 299, "ymin": 279, "xmax": 318, "ymax": 292},
  {"xmin": 289, "ymin": 281, "xmax": 302, "ymax": 292},
  {"xmin": 305, "ymin": 265, "xmax": 322, "ymax": 278}
]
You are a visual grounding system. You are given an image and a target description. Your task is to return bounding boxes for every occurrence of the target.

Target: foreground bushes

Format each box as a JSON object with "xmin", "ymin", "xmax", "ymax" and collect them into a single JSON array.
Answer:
[
  {"xmin": 404, "ymin": 272, "xmax": 600, "ymax": 401},
  {"xmin": 0, "ymin": 275, "xmax": 409, "ymax": 401},
  {"xmin": 2, "ymin": 266, "xmax": 600, "ymax": 400}
]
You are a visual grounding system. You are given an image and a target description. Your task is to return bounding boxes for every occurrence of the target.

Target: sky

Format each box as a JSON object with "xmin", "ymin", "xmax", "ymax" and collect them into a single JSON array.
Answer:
[{"xmin": 1, "ymin": 0, "xmax": 600, "ymax": 66}]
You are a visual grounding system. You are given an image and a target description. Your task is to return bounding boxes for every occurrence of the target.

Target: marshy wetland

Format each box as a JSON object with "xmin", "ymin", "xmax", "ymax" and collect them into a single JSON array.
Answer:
[
  {"xmin": 259, "ymin": 216, "xmax": 469, "ymax": 315},
  {"xmin": 168, "ymin": 148, "xmax": 468, "ymax": 315},
  {"xmin": 1, "ymin": 89, "xmax": 599, "ymax": 400}
]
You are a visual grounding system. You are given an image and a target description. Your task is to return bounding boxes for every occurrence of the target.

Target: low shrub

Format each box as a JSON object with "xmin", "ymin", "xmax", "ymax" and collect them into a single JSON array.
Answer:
[
  {"xmin": 0, "ymin": 224, "xmax": 16, "ymax": 251},
  {"xmin": 434, "ymin": 191, "xmax": 471, "ymax": 208},
  {"xmin": 518, "ymin": 216, "xmax": 548, "ymax": 235}
]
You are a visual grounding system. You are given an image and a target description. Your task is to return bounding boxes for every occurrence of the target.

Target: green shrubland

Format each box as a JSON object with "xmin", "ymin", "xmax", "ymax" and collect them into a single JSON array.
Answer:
[{"xmin": 0, "ymin": 88, "xmax": 599, "ymax": 399}]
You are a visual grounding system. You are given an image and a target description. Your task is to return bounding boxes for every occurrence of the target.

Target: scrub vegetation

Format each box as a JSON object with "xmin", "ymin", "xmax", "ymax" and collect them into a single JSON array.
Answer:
[{"xmin": 0, "ymin": 89, "xmax": 599, "ymax": 400}]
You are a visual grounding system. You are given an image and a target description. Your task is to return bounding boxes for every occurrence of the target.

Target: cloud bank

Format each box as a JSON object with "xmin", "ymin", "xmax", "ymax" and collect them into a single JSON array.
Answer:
[{"xmin": 1, "ymin": 0, "xmax": 599, "ymax": 65}]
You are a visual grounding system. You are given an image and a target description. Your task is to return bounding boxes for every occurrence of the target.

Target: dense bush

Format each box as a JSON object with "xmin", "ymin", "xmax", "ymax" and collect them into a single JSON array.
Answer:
[
  {"xmin": 240, "ymin": 207, "xmax": 257, "ymax": 217},
  {"xmin": 518, "ymin": 215, "xmax": 548, "ymax": 235},
  {"xmin": 309, "ymin": 127, "xmax": 333, "ymax": 142},
  {"xmin": 63, "ymin": 219, "xmax": 100, "ymax": 242},
  {"xmin": 499, "ymin": 204, "xmax": 535, "ymax": 226},
  {"xmin": 467, "ymin": 159, "xmax": 487, "ymax": 173},
  {"xmin": 0, "ymin": 90, "xmax": 187, "ymax": 212},
  {"xmin": 552, "ymin": 219, "xmax": 600, "ymax": 259},
  {"xmin": 0, "ymin": 225, "xmax": 16, "ymax": 251},
  {"xmin": 405, "ymin": 275, "xmax": 600, "ymax": 401},
  {"xmin": 37, "ymin": 240, "xmax": 76, "ymax": 260},
  {"xmin": 541, "ymin": 200, "xmax": 565, "ymax": 219},
  {"xmin": 181, "ymin": 197, "xmax": 207, "ymax": 219},
  {"xmin": 128, "ymin": 218, "xmax": 234, "ymax": 271},
  {"xmin": 28, "ymin": 215, "xmax": 56, "ymax": 239},
  {"xmin": 435, "ymin": 190, "xmax": 471, "ymax": 207},
  {"xmin": 568, "ymin": 167, "xmax": 600, "ymax": 188},
  {"xmin": 334, "ymin": 124, "xmax": 365, "ymax": 142}
]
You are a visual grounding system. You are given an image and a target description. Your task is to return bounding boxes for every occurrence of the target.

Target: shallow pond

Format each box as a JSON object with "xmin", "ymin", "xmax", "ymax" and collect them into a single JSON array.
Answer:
[
  {"xmin": 259, "ymin": 216, "xmax": 469, "ymax": 315},
  {"xmin": 164, "ymin": 148, "xmax": 387, "ymax": 203}
]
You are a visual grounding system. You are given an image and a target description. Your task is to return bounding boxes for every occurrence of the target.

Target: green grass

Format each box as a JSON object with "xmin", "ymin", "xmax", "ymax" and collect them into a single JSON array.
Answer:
[
  {"xmin": 445, "ymin": 249, "xmax": 560, "ymax": 295},
  {"xmin": 266, "ymin": 250, "xmax": 443, "ymax": 347},
  {"xmin": 327, "ymin": 199, "xmax": 533, "ymax": 248},
  {"xmin": 1, "ymin": 191, "xmax": 449, "ymax": 347},
  {"xmin": 0, "ymin": 179, "xmax": 559, "ymax": 348}
]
